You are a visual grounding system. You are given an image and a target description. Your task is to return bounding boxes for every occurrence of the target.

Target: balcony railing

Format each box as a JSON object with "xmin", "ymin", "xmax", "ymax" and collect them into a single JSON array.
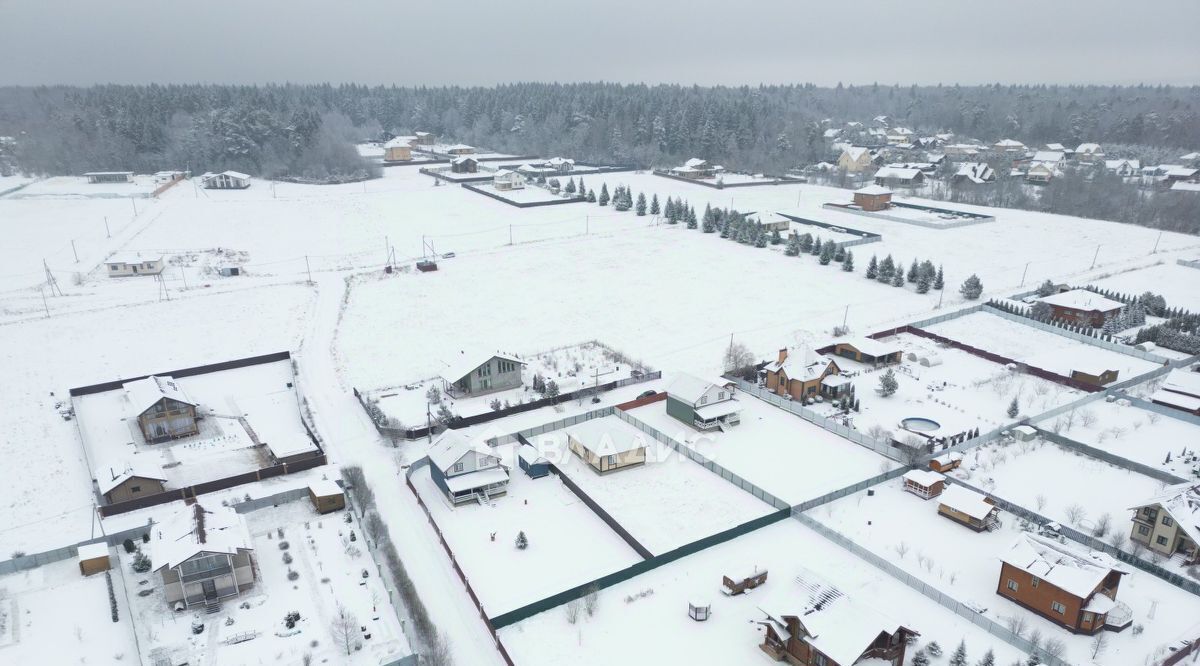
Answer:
[{"xmin": 180, "ymin": 561, "xmax": 232, "ymax": 583}]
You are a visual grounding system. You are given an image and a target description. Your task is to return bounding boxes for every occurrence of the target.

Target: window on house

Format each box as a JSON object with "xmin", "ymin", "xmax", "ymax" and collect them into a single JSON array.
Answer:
[
  {"xmin": 1006, "ymin": 579, "xmax": 1018, "ymax": 592},
  {"xmin": 1051, "ymin": 601, "xmax": 1066, "ymax": 615},
  {"xmin": 1157, "ymin": 535, "xmax": 1169, "ymax": 546},
  {"xmin": 130, "ymin": 485, "xmax": 141, "ymax": 493},
  {"xmin": 453, "ymin": 462, "xmax": 464, "ymax": 473},
  {"xmin": 1083, "ymin": 612, "xmax": 1094, "ymax": 624},
  {"xmin": 1138, "ymin": 525, "xmax": 1151, "ymax": 536},
  {"xmin": 813, "ymin": 654, "xmax": 828, "ymax": 666},
  {"xmin": 1031, "ymin": 576, "xmax": 1039, "ymax": 588},
  {"xmin": 699, "ymin": 396, "xmax": 708, "ymax": 405},
  {"xmin": 1163, "ymin": 515, "xmax": 1174, "ymax": 527},
  {"xmin": 718, "ymin": 391, "xmax": 725, "ymax": 400},
  {"xmin": 607, "ymin": 455, "xmax": 616, "ymax": 467}
]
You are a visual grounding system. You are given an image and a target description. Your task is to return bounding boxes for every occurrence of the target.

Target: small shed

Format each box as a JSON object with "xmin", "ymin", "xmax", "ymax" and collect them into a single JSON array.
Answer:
[
  {"xmin": 518, "ymin": 444, "xmax": 550, "ymax": 479},
  {"xmin": 203, "ymin": 171, "xmax": 251, "ymax": 189},
  {"xmin": 85, "ymin": 171, "xmax": 134, "ymax": 184},
  {"xmin": 308, "ymin": 479, "xmax": 346, "ymax": 514},
  {"xmin": 450, "ymin": 156, "xmax": 479, "ymax": 173},
  {"xmin": 721, "ymin": 568, "xmax": 768, "ymax": 595},
  {"xmin": 1011, "ymin": 425, "xmax": 1037, "ymax": 442},
  {"xmin": 688, "ymin": 601, "xmax": 711, "ymax": 621},
  {"xmin": 902, "ymin": 469, "xmax": 946, "ymax": 499},
  {"xmin": 929, "ymin": 451, "xmax": 963, "ymax": 473},
  {"xmin": 78, "ymin": 542, "xmax": 111, "ymax": 576},
  {"xmin": 853, "ymin": 185, "xmax": 893, "ymax": 211}
]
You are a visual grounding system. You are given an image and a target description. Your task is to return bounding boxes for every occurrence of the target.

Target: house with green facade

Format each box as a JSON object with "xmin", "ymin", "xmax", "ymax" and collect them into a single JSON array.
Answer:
[
  {"xmin": 665, "ymin": 373, "xmax": 742, "ymax": 431},
  {"xmin": 440, "ymin": 350, "xmax": 526, "ymax": 397}
]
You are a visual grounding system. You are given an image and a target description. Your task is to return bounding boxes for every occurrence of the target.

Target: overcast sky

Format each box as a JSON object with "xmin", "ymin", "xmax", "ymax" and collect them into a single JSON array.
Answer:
[{"xmin": 2, "ymin": 0, "xmax": 1198, "ymax": 87}]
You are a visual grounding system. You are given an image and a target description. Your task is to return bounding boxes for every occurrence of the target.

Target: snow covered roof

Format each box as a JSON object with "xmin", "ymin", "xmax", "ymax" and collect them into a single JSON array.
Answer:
[
  {"xmin": 994, "ymin": 139, "xmax": 1025, "ymax": 148},
  {"xmin": 1171, "ymin": 181, "xmax": 1200, "ymax": 192},
  {"xmin": 201, "ymin": 170, "xmax": 250, "ymax": 182},
  {"xmin": 1160, "ymin": 369, "xmax": 1200, "ymax": 398},
  {"xmin": 1151, "ymin": 389, "xmax": 1200, "ymax": 412},
  {"xmin": 95, "ymin": 456, "xmax": 165, "ymax": 494},
  {"xmin": 77, "ymin": 541, "xmax": 110, "ymax": 561},
  {"xmin": 938, "ymin": 484, "xmax": 996, "ymax": 521},
  {"xmin": 955, "ymin": 163, "xmax": 995, "ymax": 183},
  {"xmin": 854, "ymin": 184, "xmax": 892, "ymax": 196},
  {"xmin": 666, "ymin": 372, "xmax": 732, "ymax": 405},
  {"xmin": 903, "ymin": 469, "xmax": 945, "ymax": 487},
  {"xmin": 1037, "ymin": 289, "xmax": 1124, "ymax": 312},
  {"xmin": 1104, "ymin": 159, "xmax": 1141, "ymax": 171},
  {"xmin": 123, "ymin": 375, "xmax": 196, "ymax": 416},
  {"xmin": 451, "ymin": 156, "xmax": 477, "ymax": 165},
  {"xmin": 842, "ymin": 146, "xmax": 872, "ymax": 162},
  {"xmin": 873, "ymin": 166, "xmax": 922, "ymax": 181},
  {"xmin": 1031, "ymin": 151, "xmax": 1064, "ymax": 164},
  {"xmin": 106, "ymin": 252, "xmax": 163, "ymax": 265},
  {"xmin": 308, "ymin": 478, "xmax": 342, "ymax": 498},
  {"xmin": 788, "ymin": 594, "xmax": 910, "ymax": 666},
  {"xmin": 440, "ymin": 350, "xmax": 526, "ymax": 385},
  {"xmin": 763, "ymin": 345, "xmax": 835, "ymax": 383},
  {"xmin": 384, "ymin": 136, "xmax": 416, "ymax": 148},
  {"xmin": 1045, "ymin": 143, "xmax": 1067, "ymax": 151},
  {"xmin": 445, "ymin": 144, "xmax": 474, "ymax": 151},
  {"xmin": 239, "ymin": 391, "xmax": 318, "ymax": 460},
  {"xmin": 932, "ymin": 451, "xmax": 964, "ymax": 466},
  {"xmin": 1166, "ymin": 167, "xmax": 1198, "ymax": 178},
  {"xmin": 444, "ymin": 466, "xmax": 509, "ymax": 493},
  {"xmin": 1181, "ymin": 152, "xmax": 1200, "ymax": 161},
  {"xmin": 837, "ymin": 336, "xmax": 901, "ymax": 358},
  {"xmin": 693, "ymin": 399, "xmax": 743, "ymax": 421},
  {"xmin": 153, "ymin": 503, "xmax": 252, "ymax": 571},
  {"xmin": 84, "ymin": 171, "xmax": 134, "ymax": 176},
  {"xmin": 1075, "ymin": 142, "xmax": 1102, "ymax": 154},
  {"xmin": 821, "ymin": 374, "xmax": 850, "ymax": 388},
  {"xmin": 567, "ymin": 416, "xmax": 649, "ymax": 456},
  {"xmin": 684, "ymin": 158, "xmax": 709, "ymax": 168},
  {"xmin": 823, "ymin": 128, "xmax": 841, "ymax": 138},
  {"xmin": 428, "ymin": 430, "xmax": 498, "ymax": 473},
  {"xmin": 1000, "ymin": 532, "xmax": 1129, "ymax": 599},
  {"xmin": 1129, "ymin": 482, "xmax": 1200, "ymax": 551},
  {"xmin": 518, "ymin": 443, "xmax": 548, "ymax": 465},
  {"xmin": 545, "ymin": 157, "xmax": 575, "ymax": 166}
]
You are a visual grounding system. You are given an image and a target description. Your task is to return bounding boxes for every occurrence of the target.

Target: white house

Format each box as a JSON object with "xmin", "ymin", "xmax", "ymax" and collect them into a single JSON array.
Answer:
[
  {"xmin": 202, "ymin": 171, "xmax": 251, "ymax": 189},
  {"xmin": 1074, "ymin": 143, "xmax": 1104, "ymax": 162},
  {"xmin": 428, "ymin": 431, "xmax": 509, "ymax": 505},
  {"xmin": 1104, "ymin": 159, "xmax": 1141, "ymax": 177},
  {"xmin": 543, "ymin": 157, "xmax": 575, "ymax": 172},
  {"xmin": 105, "ymin": 253, "xmax": 165, "ymax": 277},
  {"xmin": 493, "ymin": 169, "xmax": 526, "ymax": 191},
  {"xmin": 954, "ymin": 162, "xmax": 996, "ymax": 184}
]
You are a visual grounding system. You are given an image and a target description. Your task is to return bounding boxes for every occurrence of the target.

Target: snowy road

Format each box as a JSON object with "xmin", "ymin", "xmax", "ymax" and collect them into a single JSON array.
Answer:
[{"xmin": 294, "ymin": 272, "xmax": 506, "ymax": 666}]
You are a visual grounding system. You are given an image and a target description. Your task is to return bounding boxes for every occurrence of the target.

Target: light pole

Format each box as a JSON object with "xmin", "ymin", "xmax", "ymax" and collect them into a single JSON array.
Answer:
[
  {"xmin": 1090, "ymin": 244, "xmax": 1102, "ymax": 270},
  {"xmin": 1020, "ymin": 261, "xmax": 1031, "ymax": 287}
]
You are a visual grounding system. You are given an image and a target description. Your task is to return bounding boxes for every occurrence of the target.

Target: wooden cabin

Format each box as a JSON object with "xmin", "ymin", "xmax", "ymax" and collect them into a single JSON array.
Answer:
[
  {"xmin": 722, "ymin": 568, "xmax": 768, "ymax": 595},
  {"xmin": 938, "ymin": 485, "xmax": 1000, "ymax": 531},
  {"xmin": 78, "ymin": 542, "xmax": 112, "ymax": 576},
  {"xmin": 929, "ymin": 451, "xmax": 963, "ymax": 473},
  {"xmin": 902, "ymin": 469, "xmax": 946, "ymax": 499},
  {"xmin": 852, "ymin": 185, "xmax": 893, "ymax": 211},
  {"xmin": 308, "ymin": 479, "xmax": 346, "ymax": 514}
]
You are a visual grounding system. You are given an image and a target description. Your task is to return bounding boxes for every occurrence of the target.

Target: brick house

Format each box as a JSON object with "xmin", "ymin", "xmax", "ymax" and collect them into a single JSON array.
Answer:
[
  {"xmin": 759, "ymin": 589, "xmax": 917, "ymax": 665},
  {"xmin": 997, "ymin": 533, "xmax": 1131, "ymax": 634}
]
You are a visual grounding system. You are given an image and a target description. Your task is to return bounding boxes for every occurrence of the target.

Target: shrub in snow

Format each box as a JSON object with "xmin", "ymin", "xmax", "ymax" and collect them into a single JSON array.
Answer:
[
  {"xmin": 489, "ymin": 398, "xmax": 502, "ymax": 411},
  {"xmin": 141, "ymin": 532, "xmax": 150, "ymax": 544},
  {"xmin": 283, "ymin": 552, "xmax": 293, "ymax": 565},
  {"xmin": 515, "ymin": 531, "xmax": 528, "ymax": 550},
  {"xmin": 131, "ymin": 551, "xmax": 152, "ymax": 573},
  {"xmin": 960, "ymin": 274, "xmax": 984, "ymax": 300},
  {"xmin": 287, "ymin": 569, "xmax": 300, "ymax": 581},
  {"xmin": 279, "ymin": 541, "xmax": 290, "ymax": 551},
  {"xmin": 911, "ymin": 649, "xmax": 930, "ymax": 666},
  {"xmin": 284, "ymin": 611, "xmax": 301, "ymax": 629},
  {"xmin": 584, "ymin": 583, "xmax": 600, "ymax": 616},
  {"xmin": 878, "ymin": 370, "xmax": 899, "ymax": 397},
  {"xmin": 123, "ymin": 538, "xmax": 137, "ymax": 554},
  {"xmin": 926, "ymin": 641, "xmax": 942, "ymax": 657},
  {"xmin": 1007, "ymin": 397, "xmax": 1019, "ymax": 418},
  {"xmin": 565, "ymin": 599, "xmax": 581, "ymax": 624},
  {"xmin": 106, "ymin": 571, "xmax": 119, "ymax": 622}
]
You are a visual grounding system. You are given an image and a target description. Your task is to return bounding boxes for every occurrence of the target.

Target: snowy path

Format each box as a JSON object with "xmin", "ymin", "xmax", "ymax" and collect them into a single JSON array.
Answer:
[{"xmin": 294, "ymin": 271, "xmax": 505, "ymax": 666}]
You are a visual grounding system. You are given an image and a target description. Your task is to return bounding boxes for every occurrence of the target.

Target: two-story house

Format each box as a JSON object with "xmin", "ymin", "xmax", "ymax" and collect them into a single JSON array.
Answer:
[
  {"xmin": 440, "ymin": 350, "xmax": 526, "ymax": 397},
  {"xmin": 428, "ymin": 430, "xmax": 510, "ymax": 505},
  {"xmin": 1128, "ymin": 482, "xmax": 1199, "ymax": 565},
  {"xmin": 762, "ymin": 346, "xmax": 842, "ymax": 401},
  {"xmin": 665, "ymin": 373, "xmax": 742, "ymax": 431},
  {"xmin": 123, "ymin": 375, "xmax": 200, "ymax": 443},
  {"xmin": 759, "ymin": 586, "xmax": 917, "ymax": 666},
  {"xmin": 153, "ymin": 503, "xmax": 255, "ymax": 610}
]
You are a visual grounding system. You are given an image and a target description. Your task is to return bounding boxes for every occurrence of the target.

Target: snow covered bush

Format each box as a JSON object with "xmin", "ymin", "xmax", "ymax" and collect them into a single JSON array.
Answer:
[
  {"xmin": 878, "ymin": 369, "xmax": 899, "ymax": 397},
  {"xmin": 515, "ymin": 531, "xmax": 528, "ymax": 550},
  {"xmin": 131, "ymin": 551, "xmax": 152, "ymax": 573}
]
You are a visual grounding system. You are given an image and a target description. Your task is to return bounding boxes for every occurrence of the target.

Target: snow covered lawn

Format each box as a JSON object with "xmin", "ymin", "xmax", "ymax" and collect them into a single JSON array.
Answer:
[
  {"xmin": 410, "ymin": 461, "xmax": 642, "ymax": 616},
  {"xmin": 1090, "ymin": 262, "xmax": 1200, "ymax": 314},
  {"xmin": 467, "ymin": 183, "xmax": 578, "ymax": 205},
  {"xmin": 624, "ymin": 393, "xmax": 898, "ymax": 505},
  {"xmin": 925, "ymin": 311, "xmax": 1162, "ymax": 381},
  {"xmin": 123, "ymin": 499, "xmax": 410, "ymax": 666},
  {"xmin": 812, "ymin": 480, "xmax": 1200, "ymax": 666},
  {"xmin": 1039, "ymin": 399, "xmax": 1200, "ymax": 478},
  {"xmin": 0, "ymin": 557, "xmax": 139, "ymax": 664},
  {"xmin": 958, "ymin": 439, "xmax": 1170, "ymax": 538},
  {"xmin": 6, "ymin": 175, "xmax": 160, "ymax": 199},
  {"xmin": 531, "ymin": 420, "xmax": 777, "ymax": 554},
  {"xmin": 498, "ymin": 518, "xmax": 1027, "ymax": 666}
]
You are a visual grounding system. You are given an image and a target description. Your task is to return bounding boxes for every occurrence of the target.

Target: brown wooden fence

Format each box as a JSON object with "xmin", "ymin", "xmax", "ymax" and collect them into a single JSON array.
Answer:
[{"xmin": 98, "ymin": 454, "xmax": 327, "ymax": 517}]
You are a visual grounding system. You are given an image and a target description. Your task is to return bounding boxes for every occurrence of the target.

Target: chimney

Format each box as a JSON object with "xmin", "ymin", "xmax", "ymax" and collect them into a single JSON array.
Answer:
[{"xmin": 777, "ymin": 348, "xmax": 788, "ymax": 364}]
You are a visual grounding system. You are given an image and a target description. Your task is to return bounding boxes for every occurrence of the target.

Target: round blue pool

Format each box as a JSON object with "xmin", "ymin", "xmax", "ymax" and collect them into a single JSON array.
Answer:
[{"xmin": 901, "ymin": 417, "xmax": 941, "ymax": 432}]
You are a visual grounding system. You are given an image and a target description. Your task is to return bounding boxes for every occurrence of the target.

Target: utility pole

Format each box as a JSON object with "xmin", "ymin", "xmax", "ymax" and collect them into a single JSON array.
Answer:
[
  {"xmin": 40, "ymin": 286, "xmax": 49, "ymax": 318},
  {"xmin": 71, "ymin": 240, "xmax": 79, "ymax": 263},
  {"xmin": 305, "ymin": 256, "xmax": 313, "ymax": 284},
  {"xmin": 130, "ymin": 196, "xmax": 137, "ymax": 217},
  {"xmin": 1152, "ymin": 231, "xmax": 1163, "ymax": 254},
  {"xmin": 43, "ymin": 259, "xmax": 63, "ymax": 296},
  {"xmin": 509, "ymin": 225, "xmax": 513, "ymax": 245},
  {"xmin": 725, "ymin": 333, "xmax": 735, "ymax": 373},
  {"xmin": 842, "ymin": 305, "xmax": 849, "ymax": 331},
  {"xmin": 103, "ymin": 216, "xmax": 111, "ymax": 238},
  {"xmin": 937, "ymin": 277, "xmax": 946, "ymax": 309},
  {"xmin": 1090, "ymin": 244, "xmax": 1102, "ymax": 270},
  {"xmin": 385, "ymin": 235, "xmax": 390, "ymax": 267},
  {"xmin": 1020, "ymin": 261, "xmax": 1031, "ymax": 287},
  {"xmin": 586, "ymin": 366, "xmax": 616, "ymax": 404},
  {"xmin": 180, "ymin": 267, "xmax": 188, "ymax": 290}
]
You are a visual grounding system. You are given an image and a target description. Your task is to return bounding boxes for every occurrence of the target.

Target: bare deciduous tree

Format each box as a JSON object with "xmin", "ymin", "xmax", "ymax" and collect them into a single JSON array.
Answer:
[
  {"xmin": 1065, "ymin": 503, "xmax": 1087, "ymax": 526},
  {"xmin": 331, "ymin": 604, "xmax": 359, "ymax": 656},
  {"xmin": 584, "ymin": 583, "xmax": 600, "ymax": 617}
]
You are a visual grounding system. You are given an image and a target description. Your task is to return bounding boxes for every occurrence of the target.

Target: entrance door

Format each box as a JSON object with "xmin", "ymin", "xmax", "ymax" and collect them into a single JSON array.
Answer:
[{"xmin": 201, "ymin": 579, "xmax": 218, "ymax": 600}]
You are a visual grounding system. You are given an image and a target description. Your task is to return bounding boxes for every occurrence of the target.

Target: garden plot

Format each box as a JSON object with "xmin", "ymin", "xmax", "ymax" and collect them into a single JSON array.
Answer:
[
  {"xmin": 499, "ymin": 518, "xmax": 1027, "ymax": 666},
  {"xmin": 624, "ymin": 394, "xmax": 897, "ymax": 505},
  {"xmin": 810, "ymin": 333, "xmax": 1086, "ymax": 441},
  {"xmin": 813, "ymin": 479, "xmax": 1200, "ymax": 666},
  {"xmin": 6, "ymin": 174, "xmax": 160, "ymax": 199},
  {"xmin": 925, "ymin": 311, "xmax": 1162, "ymax": 381},
  {"xmin": 779, "ymin": 220, "xmax": 863, "ymax": 246},
  {"xmin": 1040, "ymin": 399, "xmax": 1200, "ymax": 478},
  {"xmin": 0, "ymin": 284, "xmax": 313, "ymax": 556},
  {"xmin": 467, "ymin": 183, "xmax": 578, "ymax": 205},
  {"xmin": 531, "ymin": 422, "xmax": 776, "ymax": 554},
  {"xmin": 368, "ymin": 341, "xmax": 647, "ymax": 426},
  {"xmin": 958, "ymin": 439, "xmax": 1170, "ymax": 537},
  {"xmin": 1090, "ymin": 262, "xmax": 1200, "ymax": 314},
  {"xmin": 409, "ymin": 460, "xmax": 642, "ymax": 616},
  {"xmin": 0, "ymin": 557, "xmax": 139, "ymax": 664},
  {"xmin": 122, "ymin": 499, "xmax": 409, "ymax": 666},
  {"xmin": 73, "ymin": 357, "xmax": 309, "ymax": 491}
]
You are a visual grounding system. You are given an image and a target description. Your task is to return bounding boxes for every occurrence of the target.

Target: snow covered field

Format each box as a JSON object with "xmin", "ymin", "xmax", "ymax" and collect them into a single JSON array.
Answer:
[
  {"xmin": 926, "ymin": 311, "xmax": 1162, "ymax": 381},
  {"xmin": 533, "ymin": 421, "xmax": 776, "ymax": 554},
  {"xmin": 1090, "ymin": 261, "xmax": 1200, "ymax": 314},
  {"xmin": 0, "ymin": 556, "xmax": 139, "ymax": 664},
  {"xmin": 6, "ymin": 175, "xmax": 160, "ymax": 199},
  {"xmin": 625, "ymin": 394, "xmax": 897, "ymax": 505},
  {"xmin": 122, "ymin": 499, "xmax": 410, "ymax": 666},
  {"xmin": 1041, "ymin": 399, "xmax": 1200, "ymax": 478},
  {"xmin": 958, "ymin": 439, "xmax": 1170, "ymax": 537},
  {"xmin": 410, "ymin": 462, "xmax": 642, "ymax": 616},
  {"xmin": 0, "ymin": 285, "xmax": 313, "ymax": 555},
  {"xmin": 813, "ymin": 480, "xmax": 1200, "ymax": 666},
  {"xmin": 467, "ymin": 183, "xmax": 577, "ymax": 205},
  {"xmin": 499, "ymin": 517, "xmax": 1028, "ymax": 666}
]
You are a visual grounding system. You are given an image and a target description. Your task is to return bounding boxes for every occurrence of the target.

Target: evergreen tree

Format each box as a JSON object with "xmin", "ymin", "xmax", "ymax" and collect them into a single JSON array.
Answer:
[
  {"xmin": 1036, "ymin": 279, "xmax": 1056, "ymax": 297},
  {"xmin": 598, "ymin": 183, "xmax": 610, "ymax": 206},
  {"xmin": 927, "ymin": 642, "xmax": 943, "ymax": 657},
  {"xmin": 586, "ymin": 188, "xmax": 596, "ymax": 203},
  {"xmin": 703, "ymin": 203, "xmax": 713, "ymax": 227},
  {"xmin": 949, "ymin": 640, "xmax": 968, "ymax": 666},
  {"xmin": 842, "ymin": 250, "xmax": 855, "ymax": 272},
  {"xmin": 976, "ymin": 648, "xmax": 995, "ymax": 666},
  {"xmin": 687, "ymin": 206, "xmax": 698, "ymax": 229},
  {"xmin": 515, "ymin": 531, "xmax": 528, "ymax": 549},
  {"xmin": 564, "ymin": 178, "xmax": 576, "ymax": 194},
  {"xmin": 770, "ymin": 228, "xmax": 783, "ymax": 245},
  {"xmin": 811, "ymin": 238, "xmax": 823, "ymax": 256},
  {"xmin": 866, "ymin": 255, "xmax": 879, "ymax": 280},
  {"xmin": 785, "ymin": 234, "xmax": 801, "ymax": 256},
  {"xmin": 911, "ymin": 650, "xmax": 931, "ymax": 666},
  {"xmin": 754, "ymin": 228, "xmax": 768, "ymax": 248},
  {"xmin": 934, "ymin": 264, "xmax": 945, "ymax": 290},
  {"xmin": 878, "ymin": 255, "xmax": 895, "ymax": 283},
  {"xmin": 891, "ymin": 269, "xmax": 905, "ymax": 287},
  {"xmin": 799, "ymin": 233, "xmax": 814, "ymax": 253},
  {"xmin": 878, "ymin": 369, "xmax": 899, "ymax": 397},
  {"xmin": 907, "ymin": 258, "xmax": 920, "ymax": 283},
  {"xmin": 649, "ymin": 193, "xmax": 660, "ymax": 215},
  {"xmin": 960, "ymin": 274, "xmax": 984, "ymax": 300},
  {"xmin": 635, "ymin": 192, "xmax": 647, "ymax": 216},
  {"xmin": 917, "ymin": 270, "xmax": 932, "ymax": 294},
  {"xmin": 819, "ymin": 241, "xmax": 835, "ymax": 265},
  {"xmin": 834, "ymin": 245, "xmax": 846, "ymax": 262},
  {"xmin": 1007, "ymin": 396, "xmax": 1020, "ymax": 418},
  {"xmin": 613, "ymin": 186, "xmax": 631, "ymax": 211}
]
